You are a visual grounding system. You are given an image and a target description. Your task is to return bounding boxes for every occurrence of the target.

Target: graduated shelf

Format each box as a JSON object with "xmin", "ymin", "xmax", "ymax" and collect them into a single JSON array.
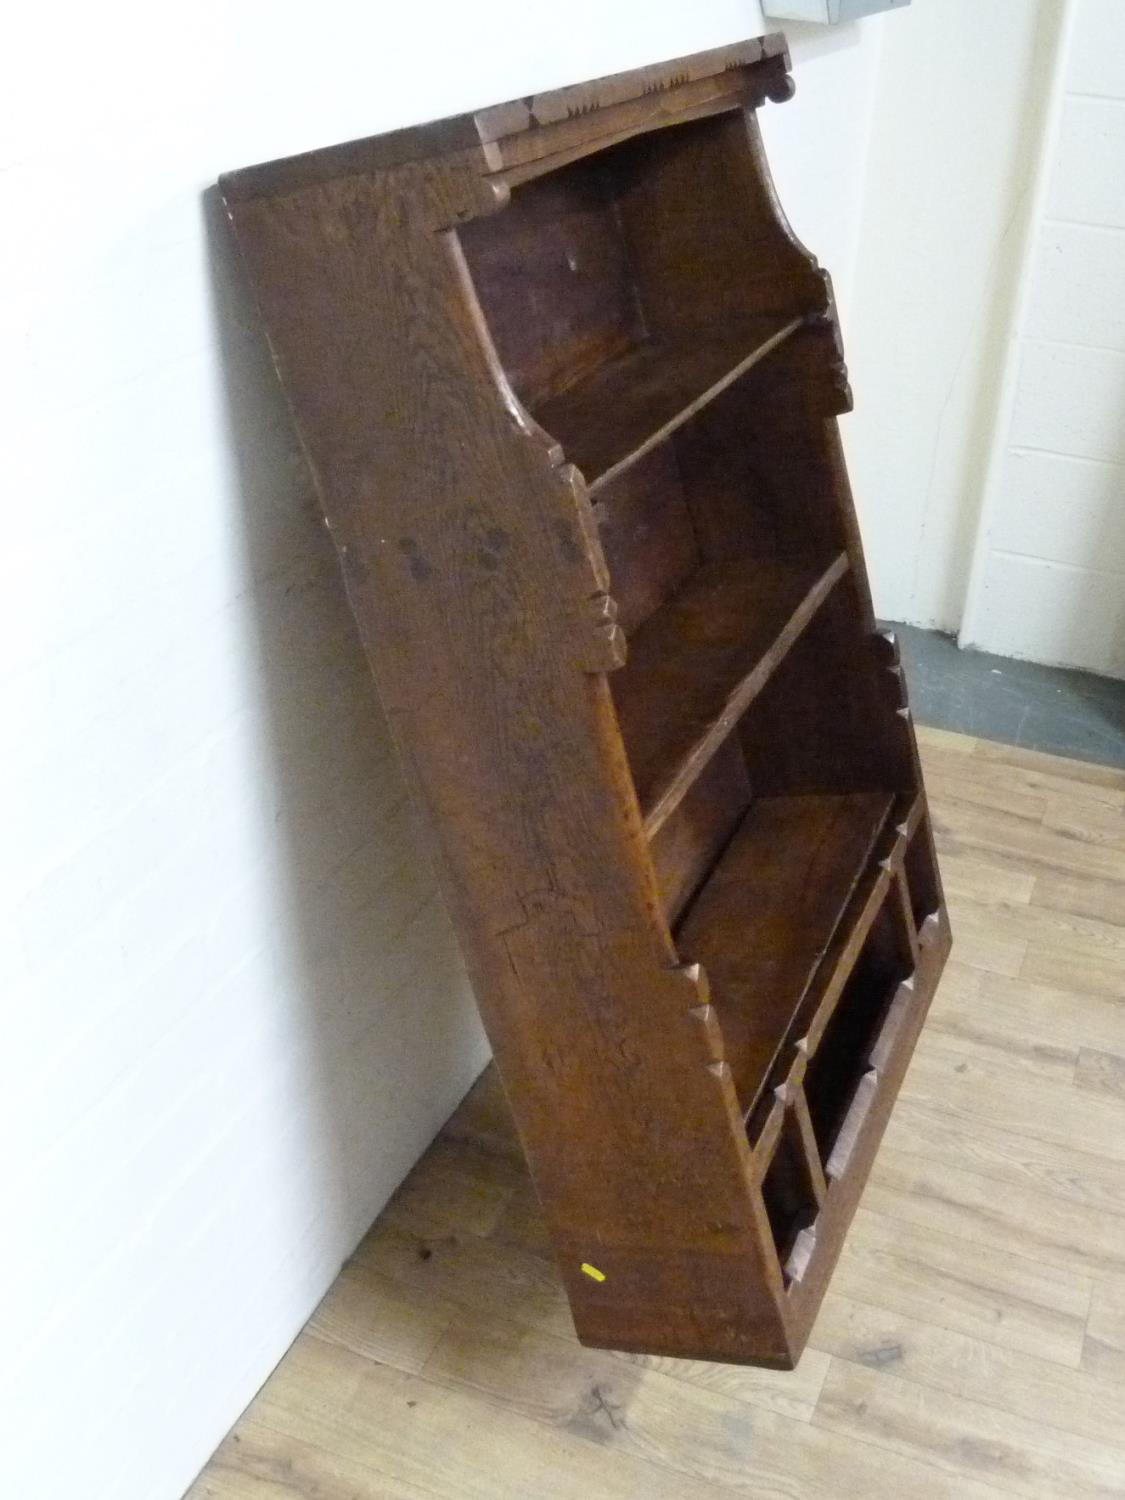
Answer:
[
  {"xmin": 613, "ymin": 551, "xmax": 848, "ymax": 836},
  {"xmin": 532, "ymin": 315, "xmax": 805, "ymax": 493},
  {"xmin": 675, "ymin": 790, "xmax": 895, "ymax": 1116}
]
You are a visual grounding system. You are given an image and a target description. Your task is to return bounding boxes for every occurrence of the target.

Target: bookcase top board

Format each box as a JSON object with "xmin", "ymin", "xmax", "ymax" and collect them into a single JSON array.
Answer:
[{"xmin": 220, "ymin": 34, "xmax": 794, "ymax": 202}]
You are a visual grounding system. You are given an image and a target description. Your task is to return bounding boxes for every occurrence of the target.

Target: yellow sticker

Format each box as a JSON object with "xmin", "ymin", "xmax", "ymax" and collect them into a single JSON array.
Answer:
[{"xmin": 580, "ymin": 1262, "xmax": 606, "ymax": 1282}]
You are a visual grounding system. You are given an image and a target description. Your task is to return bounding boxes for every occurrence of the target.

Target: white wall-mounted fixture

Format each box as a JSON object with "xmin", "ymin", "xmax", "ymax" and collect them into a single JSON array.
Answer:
[{"xmin": 763, "ymin": 0, "xmax": 910, "ymax": 21}]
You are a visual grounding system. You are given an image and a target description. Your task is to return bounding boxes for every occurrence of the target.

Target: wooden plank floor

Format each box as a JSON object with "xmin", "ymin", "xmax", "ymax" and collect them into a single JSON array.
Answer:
[{"xmin": 190, "ymin": 729, "xmax": 1125, "ymax": 1500}]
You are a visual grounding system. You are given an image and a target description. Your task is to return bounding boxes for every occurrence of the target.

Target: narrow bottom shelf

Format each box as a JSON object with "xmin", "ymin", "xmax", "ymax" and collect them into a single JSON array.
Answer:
[
  {"xmin": 781, "ymin": 908, "xmax": 950, "ymax": 1342},
  {"xmin": 675, "ymin": 790, "xmax": 894, "ymax": 1114}
]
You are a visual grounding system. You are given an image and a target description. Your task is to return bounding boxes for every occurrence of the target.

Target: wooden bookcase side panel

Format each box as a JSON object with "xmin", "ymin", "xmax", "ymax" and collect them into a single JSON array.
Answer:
[{"xmin": 221, "ymin": 164, "xmax": 794, "ymax": 1355}]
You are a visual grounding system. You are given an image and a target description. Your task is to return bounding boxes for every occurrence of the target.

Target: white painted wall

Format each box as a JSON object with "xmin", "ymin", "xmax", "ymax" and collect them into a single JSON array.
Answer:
[
  {"xmin": 843, "ymin": 0, "xmax": 1067, "ymax": 632},
  {"xmin": 962, "ymin": 0, "xmax": 1125, "ymax": 677},
  {"xmin": 1, "ymin": 7, "xmax": 886, "ymax": 1498}
]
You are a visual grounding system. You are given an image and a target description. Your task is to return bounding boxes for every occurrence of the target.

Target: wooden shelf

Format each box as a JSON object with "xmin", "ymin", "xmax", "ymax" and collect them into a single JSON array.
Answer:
[
  {"xmin": 614, "ymin": 552, "xmax": 848, "ymax": 834},
  {"xmin": 532, "ymin": 316, "xmax": 804, "ymax": 493},
  {"xmin": 774, "ymin": 791, "xmax": 923, "ymax": 1095},
  {"xmin": 676, "ymin": 790, "xmax": 895, "ymax": 1114}
]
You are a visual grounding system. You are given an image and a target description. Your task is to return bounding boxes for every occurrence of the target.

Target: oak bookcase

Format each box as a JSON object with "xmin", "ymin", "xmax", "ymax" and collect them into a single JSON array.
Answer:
[{"xmin": 221, "ymin": 34, "xmax": 950, "ymax": 1368}]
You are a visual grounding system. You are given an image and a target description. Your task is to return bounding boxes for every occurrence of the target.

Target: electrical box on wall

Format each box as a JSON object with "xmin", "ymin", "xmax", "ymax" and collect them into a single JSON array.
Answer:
[{"xmin": 762, "ymin": 0, "xmax": 909, "ymax": 20}]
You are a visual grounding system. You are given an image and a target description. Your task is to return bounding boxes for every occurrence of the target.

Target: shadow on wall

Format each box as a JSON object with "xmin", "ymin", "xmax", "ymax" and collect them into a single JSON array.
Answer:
[{"xmin": 201, "ymin": 186, "xmax": 488, "ymax": 1267}]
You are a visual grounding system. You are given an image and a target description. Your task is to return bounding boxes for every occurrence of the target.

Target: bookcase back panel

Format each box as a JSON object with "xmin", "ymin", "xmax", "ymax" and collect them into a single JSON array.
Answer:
[
  {"xmin": 676, "ymin": 351, "xmax": 850, "ymax": 564},
  {"xmin": 457, "ymin": 161, "xmax": 645, "ymax": 410},
  {"xmin": 648, "ymin": 734, "xmax": 751, "ymax": 925},
  {"xmin": 593, "ymin": 371, "xmax": 847, "ymax": 588},
  {"xmin": 739, "ymin": 582, "xmax": 912, "ymax": 797},
  {"xmin": 608, "ymin": 112, "xmax": 802, "ymax": 333},
  {"xmin": 457, "ymin": 113, "xmax": 814, "ymax": 425},
  {"xmin": 593, "ymin": 444, "xmax": 700, "ymax": 635}
]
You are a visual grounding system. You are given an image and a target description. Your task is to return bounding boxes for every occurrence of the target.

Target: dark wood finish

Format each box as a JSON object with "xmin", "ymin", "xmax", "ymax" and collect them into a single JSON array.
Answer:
[
  {"xmin": 457, "ymin": 163, "xmax": 648, "ymax": 412},
  {"xmin": 220, "ymin": 35, "xmax": 950, "ymax": 1369},
  {"xmin": 534, "ymin": 316, "xmax": 804, "ymax": 491},
  {"xmin": 677, "ymin": 791, "xmax": 894, "ymax": 1113},
  {"xmin": 648, "ymin": 735, "xmax": 752, "ymax": 925},
  {"xmin": 592, "ymin": 445, "xmax": 700, "ymax": 635},
  {"xmin": 614, "ymin": 552, "xmax": 848, "ymax": 832}
]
